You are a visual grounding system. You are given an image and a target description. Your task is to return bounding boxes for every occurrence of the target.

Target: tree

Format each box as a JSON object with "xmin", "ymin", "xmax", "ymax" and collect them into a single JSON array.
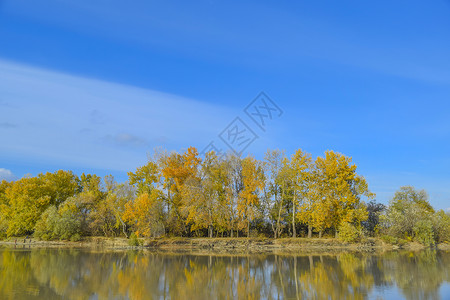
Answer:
[
  {"xmin": 128, "ymin": 162, "xmax": 160, "ymax": 195},
  {"xmin": 224, "ymin": 153, "xmax": 244, "ymax": 237},
  {"xmin": 34, "ymin": 193, "xmax": 92, "ymax": 241},
  {"xmin": 432, "ymin": 210, "xmax": 450, "ymax": 243},
  {"xmin": 239, "ymin": 156, "xmax": 265, "ymax": 237},
  {"xmin": 182, "ymin": 151, "xmax": 226, "ymax": 237},
  {"xmin": 264, "ymin": 149, "xmax": 287, "ymax": 238},
  {"xmin": 103, "ymin": 177, "xmax": 136, "ymax": 238},
  {"xmin": 381, "ymin": 186, "xmax": 436, "ymax": 244},
  {"xmin": 309, "ymin": 151, "xmax": 372, "ymax": 238},
  {"xmin": 290, "ymin": 149, "xmax": 313, "ymax": 237},
  {"xmin": 362, "ymin": 200, "xmax": 385, "ymax": 236},
  {"xmin": 1, "ymin": 170, "xmax": 79, "ymax": 236},
  {"xmin": 122, "ymin": 190, "xmax": 165, "ymax": 237},
  {"xmin": 158, "ymin": 147, "xmax": 201, "ymax": 236}
]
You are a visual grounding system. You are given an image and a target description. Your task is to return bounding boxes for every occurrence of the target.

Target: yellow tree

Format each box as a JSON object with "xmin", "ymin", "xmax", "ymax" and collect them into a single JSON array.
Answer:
[
  {"xmin": 314, "ymin": 150, "xmax": 373, "ymax": 237},
  {"xmin": 159, "ymin": 146, "xmax": 201, "ymax": 236},
  {"xmin": 290, "ymin": 148, "xmax": 313, "ymax": 237},
  {"xmin": 183, "ymin": 151, "xmax": 226, "ymax": 237},
  {"xmin": 239, "ymin": 156, "xmax": 265, "ymax": 237},
  {"xmin": 127, "ymin": 159, "xmax": 165, "ymax": 236},
  {"xmin": 1, "ymin": 170, "xmax": 79, "ymax": 236},
  {"xmin": 122, "ymin": 189, "xmax": 164, "ymax": 237},
  {"xmin": 128, "ymin": 162, "xmax": 160, "ymax": 195}
]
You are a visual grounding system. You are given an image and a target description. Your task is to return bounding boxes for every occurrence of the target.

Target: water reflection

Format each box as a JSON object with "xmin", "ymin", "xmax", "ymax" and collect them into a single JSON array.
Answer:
[{"xmin": 0, "ymin": 247, "xmax": 449, "ymax": 300}]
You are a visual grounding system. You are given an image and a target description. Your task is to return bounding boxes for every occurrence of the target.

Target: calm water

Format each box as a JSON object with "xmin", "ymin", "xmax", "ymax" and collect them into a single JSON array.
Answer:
[{"xmin": 0, "ymin": 247, "xmax": 449, "ymax": 300}]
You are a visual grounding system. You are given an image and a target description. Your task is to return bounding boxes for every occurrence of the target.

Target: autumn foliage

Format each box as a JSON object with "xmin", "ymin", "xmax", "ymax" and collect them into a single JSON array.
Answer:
[{"xmin": 0, "ymin": 147, "xmax": 448, "ymax": 244}]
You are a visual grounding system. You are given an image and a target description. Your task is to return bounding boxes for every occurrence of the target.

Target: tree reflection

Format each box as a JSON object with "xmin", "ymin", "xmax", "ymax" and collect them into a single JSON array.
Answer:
[{"xmin": 0, "ymin": 247, "xmax": 449, "ymax": 299}]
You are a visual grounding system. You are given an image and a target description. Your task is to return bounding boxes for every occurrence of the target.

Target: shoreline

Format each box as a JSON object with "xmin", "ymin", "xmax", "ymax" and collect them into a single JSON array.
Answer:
[{"xmin": 1, "ymin": 237, "xmax": 448, "ymax": 253}]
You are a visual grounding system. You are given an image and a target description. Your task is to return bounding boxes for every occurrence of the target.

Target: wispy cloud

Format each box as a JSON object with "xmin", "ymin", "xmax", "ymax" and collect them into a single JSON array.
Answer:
[
  {"xmin": 89, "ymin": 109, "xmax": 106, "ymax": 125},
  {"xmin": 0, "ymin": 100, "xmax": 11, "ymax": 107},
  {"xmin": 104, "ymin": 133, "xmax": 148, "ymax": 148},
  {"xmin": 0, "ymin": 168, "xmax": 17, "ymax": 181},
  {"xmin": 0, "ymin": 59, "xmax": 236, "ymax": 171},
  {"xmin": 0, "ymin": 122, "xmax": 17, "ymax": 129}
]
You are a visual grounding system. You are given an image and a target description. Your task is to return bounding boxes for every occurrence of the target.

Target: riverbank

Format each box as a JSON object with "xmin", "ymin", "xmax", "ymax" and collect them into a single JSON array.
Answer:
[{"xmin": 1, "ymin": 236, "xmax": 449, "ymax": 252}]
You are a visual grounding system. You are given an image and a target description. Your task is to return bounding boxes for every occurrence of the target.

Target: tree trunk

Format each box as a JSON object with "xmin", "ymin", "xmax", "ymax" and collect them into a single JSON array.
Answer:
[
  {"xmin": 319, "ymin": 230, "xmax": 322, "ymax": 238},
  {"xmin": 119, "ymin": 218, "xmax": 128, "ymax": 238},
  {"xmin": 272, "ymin": 221, "xmax": 277, "ymax": 239},
  {"xmin": 208, "ymin": 225, "xmax": 213, "ymax": 238},
  {"xmin": 335, "ymin": 227, "xmax": 338, "ymax": 239},
  {"xmin": 292, "ymin": 195, "xmax": 296, "ymax": 238},
  {"xmin": 308, "ymin": 225, "xmax": 312, "ymax": 238},
  {"xmin": 276, "ymin": 204, "xmax": 282, "ymax": 238}
]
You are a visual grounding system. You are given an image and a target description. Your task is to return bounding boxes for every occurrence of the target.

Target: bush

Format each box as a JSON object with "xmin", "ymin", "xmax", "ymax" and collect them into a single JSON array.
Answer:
[
  {"xmin": 54, "ymin": 210, "xmax": 82, "ymax": 240},
  {"xmin": 338, "ymin": 222, "xmax": 360, "ymax": 243},
  {"xmin": 34, "ymin": 206, "xmax": 58, "ymax": 240},
  {"xmin": 40, "ymin": 233, "xmax": 51, "ymax": 241},
  {"xmin": 70, "ymin": 233, "xmax": 81, "ymax": 242},
  {"xmin": 432, "ymin": 210, "xmax": 450, "ymax": 243},
  {"xmin": 34, "ymin": 203, "xmax": 83, "ymax": 241},
  {"xmin": 381, "ymin": 235, "xmax": 398, "ymax": 244},
  {"xmin": 413, "ymin": 220, "xmax": 435, "ymax": 246},
  {"xmin": 128, "ymin": 232, "xmax": 141, "ymax": 246}
]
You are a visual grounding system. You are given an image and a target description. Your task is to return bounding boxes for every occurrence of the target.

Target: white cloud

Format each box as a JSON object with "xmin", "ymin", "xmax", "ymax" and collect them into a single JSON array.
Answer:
[
  {"xmin": 0, "ymin": 168, "xmax": 17, "ymax": 181},
  {"xmin": 0, "ymin": 59, "xmax": 236, "ymax": 171}
]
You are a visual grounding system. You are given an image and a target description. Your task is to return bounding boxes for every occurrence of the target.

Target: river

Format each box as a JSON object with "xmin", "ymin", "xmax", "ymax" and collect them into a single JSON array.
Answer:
[{"xmin": 0, "ymin": 247, "xmax": 449, "ymax": 299}]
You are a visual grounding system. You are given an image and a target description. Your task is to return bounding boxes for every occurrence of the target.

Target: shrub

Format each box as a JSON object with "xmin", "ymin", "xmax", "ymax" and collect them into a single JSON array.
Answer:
[
  {"xmin": 432, "ymin": 210, "xmax": 450, "ymax": 243},
  {"xmin": 128, "ymin": 232, "xmax": 141, "ymax": 246},
  {"xmin": 338, "ymin": 222, "xmax": 360, "ymax": 243},
  {"xmin": 397, "ymin": 238, "xmax": 408, "ymax": 247},
  {"xmin": 381, "ymin": 235, "xmax": 398, "ymax": 244},
  {"xmin": 70, "ymin": 233, "xmax": 81, "ymax": 242},
  {"xmin": 413, "ymin": 220, "xmax": 435, "ymax": 246},
  {"xmin": 54, "ymin": 210, "xmax": 82, "ymax": 240},
  {"xmin": 34, "ymin": 203, "xmax": 83, "ymax": 241},
  {"xmin": 40, "ymin": 233, "xmax": 51, "ymax": 241},
  {"xmin": 34, "ymin": 206, "xmax": 58, "ymax": 240}
]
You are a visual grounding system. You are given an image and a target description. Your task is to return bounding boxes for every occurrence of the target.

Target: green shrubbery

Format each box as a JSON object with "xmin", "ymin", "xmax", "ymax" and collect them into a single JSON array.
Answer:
[
  {"xmin": 413, "ymin": 220, "xmax": 435, "ymax": 246},
  {"xmin": 432, "ymin": 210, "xmax": 450, "ymax": 243},
  {"xmin": 34, "ymin": 202, "xmax": 83, "ymax": 242},
  {"xmin": 338, "ymin": 222, "xmax": 360, "ymax": 243},
  {"xmin": 380, "ymin": 235, "xmax": 397, "ymax": 244},
  {"xmin": 379, "ymin": 186, "xmax": 450, "ymax": 246},
  {"xmin": 128, "ymin": 232, "xmax": 141, "ymax": 246},
  {"xmin": 70, "ymin": 233, "xmax": 81, "ymax": 242}
]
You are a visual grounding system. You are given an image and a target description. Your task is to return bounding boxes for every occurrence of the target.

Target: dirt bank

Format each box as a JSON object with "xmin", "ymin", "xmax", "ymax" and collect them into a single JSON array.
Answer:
[{"xmin": 1, "ymin": 236, "xmax": 446, "ymax": 253}]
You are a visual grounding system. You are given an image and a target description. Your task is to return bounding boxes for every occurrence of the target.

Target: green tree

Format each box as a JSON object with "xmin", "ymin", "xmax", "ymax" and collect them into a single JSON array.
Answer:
[{"xmin": 381, "ymin": 186, "xmax": 435, "ymax": 242}]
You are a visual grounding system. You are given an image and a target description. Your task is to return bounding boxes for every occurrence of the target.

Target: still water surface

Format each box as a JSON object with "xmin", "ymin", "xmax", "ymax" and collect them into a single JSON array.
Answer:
[{"xmin": 0, "ymin": 247, "xmax": 449, "ymax": 299}]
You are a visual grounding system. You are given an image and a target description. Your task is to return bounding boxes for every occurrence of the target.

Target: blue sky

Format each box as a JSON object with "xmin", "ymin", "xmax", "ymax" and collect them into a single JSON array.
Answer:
[{"xmin": 0, "ymin": 0, "xmax": 449, "ymax": 210}]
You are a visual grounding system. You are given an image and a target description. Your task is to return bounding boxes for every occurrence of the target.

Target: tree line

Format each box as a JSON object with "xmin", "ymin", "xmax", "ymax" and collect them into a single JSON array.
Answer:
[{"xmin": 0, "ymin": 147, "xmax": 448, "ymax": 244}]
